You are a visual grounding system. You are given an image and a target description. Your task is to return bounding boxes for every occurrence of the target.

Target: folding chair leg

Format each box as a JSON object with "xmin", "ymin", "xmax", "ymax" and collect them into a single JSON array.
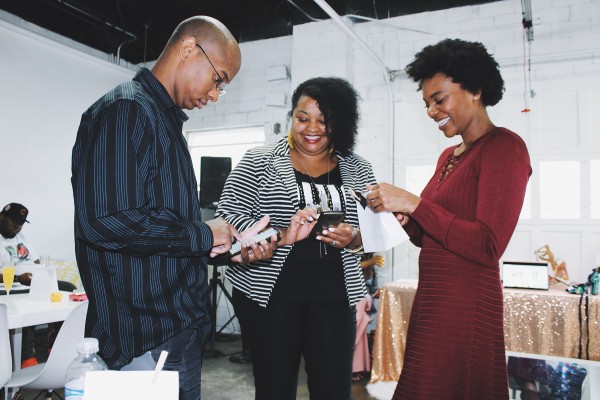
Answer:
[
  {"xmin": 31, "ymin": 390, "xmax": 63, "ymax": 400},
  {"xmin": 31, "ymin": 390, "xmax": 47, "ymax": 400},
  {"xmin": 10, "ymin": 390, "xmax": 24, "ymax": 400},
  {"xmin": 51, "ymin": 391, "xmax": 64, "ymax": 400}
]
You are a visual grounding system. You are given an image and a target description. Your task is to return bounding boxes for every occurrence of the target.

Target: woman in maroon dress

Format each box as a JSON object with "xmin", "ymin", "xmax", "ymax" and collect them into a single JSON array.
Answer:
[{"xmin": 366, "ymin": 39, "xmax": 532, "ymax": 399}]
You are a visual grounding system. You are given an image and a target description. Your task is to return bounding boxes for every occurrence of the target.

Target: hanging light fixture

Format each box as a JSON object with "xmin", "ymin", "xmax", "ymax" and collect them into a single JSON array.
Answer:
[
  {"xmin": 521, "ymin": 0, "xmax": 534, "ymax": 42},
  {"xmin": 520, "ymin": 0, "xmax": 534, "ymax": 112}
]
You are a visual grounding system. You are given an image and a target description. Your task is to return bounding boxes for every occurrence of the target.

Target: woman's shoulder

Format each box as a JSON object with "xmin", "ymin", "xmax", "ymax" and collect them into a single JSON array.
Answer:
[
  {"xmin": 486, "ymin": 127, "xmax": 526, "ymax": 145},
  {"xmin": 339, "ymin": 151, "xmax": 373, "ymax": 167},
  {"xmin": 480, "ymin": 127, "xmax": 529, "ymax": 153}
]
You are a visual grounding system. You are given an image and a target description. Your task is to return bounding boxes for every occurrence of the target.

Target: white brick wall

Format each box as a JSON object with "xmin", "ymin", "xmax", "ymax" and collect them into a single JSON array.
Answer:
[{"xmin": 183, "ymin": 35, "xmax": 294, "ymax": 138}]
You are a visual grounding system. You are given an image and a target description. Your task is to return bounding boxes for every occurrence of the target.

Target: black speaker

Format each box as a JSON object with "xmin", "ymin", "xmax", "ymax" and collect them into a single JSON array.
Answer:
[{"xmin": 200, "ymin": 156, "xmax": 232, "ymax": 209}]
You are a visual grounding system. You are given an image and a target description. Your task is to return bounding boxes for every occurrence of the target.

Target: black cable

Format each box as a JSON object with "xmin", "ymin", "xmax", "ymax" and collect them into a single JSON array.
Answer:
[
  {"xmin": 577, "ymin": 290, "xmax": 583, "ymax": 359},
  {"xmin": 585, "ymin": 292, "xmax": 590, "ymax": 360}
]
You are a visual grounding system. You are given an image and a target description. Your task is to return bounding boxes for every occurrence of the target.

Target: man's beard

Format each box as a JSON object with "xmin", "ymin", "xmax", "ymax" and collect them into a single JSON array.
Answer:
[{"xmin": 0, "ymin": 220, "xmax": 18, "ymax": 238}]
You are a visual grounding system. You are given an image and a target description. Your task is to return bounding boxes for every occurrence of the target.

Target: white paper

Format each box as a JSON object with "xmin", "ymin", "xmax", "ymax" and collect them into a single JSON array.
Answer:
[
  {"xmin": 356, "ymin": 201, "xmax": 409, "ymax": 253},
  {"xmin": 84, "ymin": 371, "xmax": 179, "ymax": 400},
  {"xmin": 28, "ymin": 265, "xmax": 59, "ymax": 302}
]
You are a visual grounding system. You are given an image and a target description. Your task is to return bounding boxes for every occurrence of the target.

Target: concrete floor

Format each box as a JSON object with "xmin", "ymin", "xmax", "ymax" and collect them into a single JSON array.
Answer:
[
  {"xmin": 201, "ymin": 334, "xmax": 377, "ymax": 400},
  {"xmin": 11, "ymin": 333, "xmax": 377, "ymax": 400}
]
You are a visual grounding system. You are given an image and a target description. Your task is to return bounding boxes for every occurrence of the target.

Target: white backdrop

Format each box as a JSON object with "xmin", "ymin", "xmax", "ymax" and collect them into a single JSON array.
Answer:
[{"xmin": 0, "ymin": 15, "xmax": 134, "ymax": 260}]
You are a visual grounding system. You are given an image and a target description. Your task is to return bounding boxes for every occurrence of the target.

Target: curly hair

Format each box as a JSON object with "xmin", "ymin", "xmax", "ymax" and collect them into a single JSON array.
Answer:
[
  {"xmin": 405, "ymin": 38, "xmax": 505, "ymax": 106},
  {"xmin": 288, "ymin": 77, "xmax": 361, "ymax": 155}
]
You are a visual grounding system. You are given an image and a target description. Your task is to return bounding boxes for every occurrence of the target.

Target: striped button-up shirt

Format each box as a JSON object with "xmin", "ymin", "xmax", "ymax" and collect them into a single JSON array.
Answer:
[{"xmin": 71, "ymin": 68, "xmax": 213, "ymax": 369}]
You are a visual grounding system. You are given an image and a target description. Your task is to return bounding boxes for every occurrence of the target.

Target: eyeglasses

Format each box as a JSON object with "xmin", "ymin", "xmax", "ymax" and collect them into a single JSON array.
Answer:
[{"xmin": 196, "ymin": 43, "xmax": 227, "ymax": 97}]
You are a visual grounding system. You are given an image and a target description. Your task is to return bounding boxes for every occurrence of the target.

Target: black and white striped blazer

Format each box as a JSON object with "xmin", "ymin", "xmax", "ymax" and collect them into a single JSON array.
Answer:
[{"xmin": 215, "ymin": 138, "xmax": 376, "ymax": 307}]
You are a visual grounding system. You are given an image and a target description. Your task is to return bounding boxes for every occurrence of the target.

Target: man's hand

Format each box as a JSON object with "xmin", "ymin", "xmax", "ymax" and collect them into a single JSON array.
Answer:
[
  {"xmin": 206, "ymin": 217, "xmax": 240, "ymax": 258},
  {"xmin": 0, "ymin": 271, "xmax": 32, "ymax": 285},
  {"xmin": 19, "ymin": 272, "xmax": 32, "ymax": 285}
]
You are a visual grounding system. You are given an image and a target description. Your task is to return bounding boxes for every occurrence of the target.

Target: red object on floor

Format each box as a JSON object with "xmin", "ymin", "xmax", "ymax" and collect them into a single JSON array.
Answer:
[{"xmin": 21, "ymin": 357, "xmax": 38, "ymax": 368}]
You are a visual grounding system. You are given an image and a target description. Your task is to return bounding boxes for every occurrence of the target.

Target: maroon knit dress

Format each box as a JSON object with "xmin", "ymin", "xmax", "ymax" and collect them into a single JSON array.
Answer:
[{"xmin": 392, "ymin": 128, "xmax": 531, "ymax": 400}]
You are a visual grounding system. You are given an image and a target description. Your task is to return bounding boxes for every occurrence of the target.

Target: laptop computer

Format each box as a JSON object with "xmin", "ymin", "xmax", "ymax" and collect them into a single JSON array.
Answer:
[{"xmin": 501, "ymin": 261, "xmax": 550, "ymax": 290}]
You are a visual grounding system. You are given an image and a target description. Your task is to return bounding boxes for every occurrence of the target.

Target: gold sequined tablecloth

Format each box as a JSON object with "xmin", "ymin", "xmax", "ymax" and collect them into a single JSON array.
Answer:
[{"xmin": 370, "ymin": 280, "xmax": 600, "ymax": 383}]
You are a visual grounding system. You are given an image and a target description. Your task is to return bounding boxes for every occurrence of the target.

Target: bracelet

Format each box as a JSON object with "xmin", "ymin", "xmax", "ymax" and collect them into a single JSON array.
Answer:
[
  {"xmin": 345, "ymin": 227, "xmax": 363, "ymax": 253},
  {"xmin": 345, "ymin": 244, "xmax": 364, "ymax": 254}
]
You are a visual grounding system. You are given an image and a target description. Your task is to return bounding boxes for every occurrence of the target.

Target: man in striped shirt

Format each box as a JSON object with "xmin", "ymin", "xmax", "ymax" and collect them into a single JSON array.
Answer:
[{"xmin": 71, "ymin": 16, "xmax": 270, "ymax": 400}]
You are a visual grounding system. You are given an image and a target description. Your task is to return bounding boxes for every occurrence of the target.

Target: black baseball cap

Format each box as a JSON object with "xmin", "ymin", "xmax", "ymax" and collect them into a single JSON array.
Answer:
[{"xmin": 1, "ymin": 203, "xmax": 29, "ymax": 223}]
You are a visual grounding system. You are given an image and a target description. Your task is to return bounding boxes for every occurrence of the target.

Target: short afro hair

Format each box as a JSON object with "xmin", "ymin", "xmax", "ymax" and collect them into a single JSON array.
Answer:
[
  {"xmin": 289, "ymin": 77, "xmax": 361, "ymax": 155},
  {"xmin": 405, "ymin": 38, "xmax": 504, "ymax": 106}
]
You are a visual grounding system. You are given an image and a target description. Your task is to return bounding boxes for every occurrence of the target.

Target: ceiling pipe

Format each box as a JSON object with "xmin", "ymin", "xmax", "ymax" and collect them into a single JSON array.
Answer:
[
  {"xmin": 346, "ymin": 14, "xmax": 437, "ymax": 36},
  {"xmin": 312, "ymin": 0, "xmax": 398, "ymax": 277},
  {"xmin": 521, "ymin": 0, "xmax": 534, "ymax": 42},
  {"xmin": 52, "ymin": 0, "xmax": 136, "ymax": 62},
  {"xmin": 312, "ymin": 0, "xmax": 391, "ymax": 83},
  {"xmin": 287, "ymin": 0, "xmax": 323, "ymax": 22}
]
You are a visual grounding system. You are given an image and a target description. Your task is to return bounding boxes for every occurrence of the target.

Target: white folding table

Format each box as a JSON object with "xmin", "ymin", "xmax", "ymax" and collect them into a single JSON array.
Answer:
[{"xmin": 0, "ymin": 291, "xmax": 83, "ymax": 371}]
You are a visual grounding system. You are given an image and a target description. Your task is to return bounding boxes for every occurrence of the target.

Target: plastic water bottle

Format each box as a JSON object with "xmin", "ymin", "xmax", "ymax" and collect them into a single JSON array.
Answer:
[{"xmin": 64, "ymin": 337, "xmax": 108, "ymax": 400}]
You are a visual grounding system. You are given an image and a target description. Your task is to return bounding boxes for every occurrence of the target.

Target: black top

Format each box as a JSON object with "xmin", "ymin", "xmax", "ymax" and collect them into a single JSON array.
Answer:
[{"xmin": 272, "ymin": 166, "xmax": 347, "ymax": 302}]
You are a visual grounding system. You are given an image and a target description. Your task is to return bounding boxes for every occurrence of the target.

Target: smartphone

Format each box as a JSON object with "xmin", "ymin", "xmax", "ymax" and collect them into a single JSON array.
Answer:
[
  {"xmin": 229, "ymin": 227, "xmax": 281, "ymax": 256},
  {"xmin": 310, "ymin": 210, "xmax": 345, "ymax": 237}
]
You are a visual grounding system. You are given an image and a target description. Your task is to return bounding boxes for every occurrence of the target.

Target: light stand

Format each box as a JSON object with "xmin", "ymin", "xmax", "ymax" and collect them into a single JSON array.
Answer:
[{"xmin": 204, "ymin": 263, "xmax": 236, "ymax": 359}]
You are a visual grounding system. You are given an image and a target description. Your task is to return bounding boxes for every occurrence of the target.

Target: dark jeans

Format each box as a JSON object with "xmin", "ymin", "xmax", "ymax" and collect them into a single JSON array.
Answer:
[
  {"xmin": 120, "ymin": 319, "xmax": 210, "ymax": 400},
  {"xmin": 233, "ymin": 288, "xmax": 356, "ymax": 400}
]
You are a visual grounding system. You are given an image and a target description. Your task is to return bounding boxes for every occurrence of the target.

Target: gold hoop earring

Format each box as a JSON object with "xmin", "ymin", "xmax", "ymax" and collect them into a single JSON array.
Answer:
[
  {"xmin": 329, "ymin": 145, "xmax": 334, "ymax": 154},
  {"xmin": 287, "ymin": 130, "xmax": 294, "ymax": 149}
]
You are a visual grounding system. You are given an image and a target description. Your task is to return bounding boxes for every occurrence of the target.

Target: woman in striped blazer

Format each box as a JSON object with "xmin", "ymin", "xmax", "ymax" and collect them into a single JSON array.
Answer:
[{"xmin": 216, "ymin": 77, "xmax": 376, "ymax": 399}]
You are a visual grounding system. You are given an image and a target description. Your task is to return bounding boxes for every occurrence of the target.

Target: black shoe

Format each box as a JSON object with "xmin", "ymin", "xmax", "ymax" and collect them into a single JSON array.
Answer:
[{"xmin": 229, "ymin": 350, "xmax": 252, "ymax": 364}]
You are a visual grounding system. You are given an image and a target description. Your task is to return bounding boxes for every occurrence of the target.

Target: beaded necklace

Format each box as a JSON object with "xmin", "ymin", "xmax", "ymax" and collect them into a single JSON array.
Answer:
[
  {"xmin": 292, "ymin": 149, "xmax": 332, "ymax": 209},
  {"xmin": 292, "ymin": 148, "xmax": 340, "ymax": 257}
]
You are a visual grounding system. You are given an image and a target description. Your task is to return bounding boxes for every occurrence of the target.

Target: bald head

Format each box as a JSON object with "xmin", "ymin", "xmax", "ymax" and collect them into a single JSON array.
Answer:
[
  {"xmin": 167, "ymin": 16, "xmax": 235, "ymax": 50},
  {"xmin": 152, "ymin": 16, "xmax": 242, "ymax": 110}
]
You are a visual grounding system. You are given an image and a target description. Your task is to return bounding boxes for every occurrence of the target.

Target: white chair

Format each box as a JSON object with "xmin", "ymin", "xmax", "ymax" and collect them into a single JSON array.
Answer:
[
  {"xmin": 5, "ymin": 301, "xmax": 88, "ymax": 399},
  {"xmin": 0, "ymin": 304, "xmax": 12, "ymax": 399}
]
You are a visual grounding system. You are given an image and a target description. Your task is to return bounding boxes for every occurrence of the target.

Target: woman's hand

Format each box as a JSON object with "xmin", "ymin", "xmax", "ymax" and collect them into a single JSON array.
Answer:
[
  {"xmin": 278, "ymin": 208, "xmax": 320, "ymax": 246},
  {"xmin": 231, "ymin": 215, "xmax": 278, "ymax": 264},
  {"xmin": 365, "ymin": 183, "xmax": 421, "ymax": 214},
  {"xmin": 233, "ymin": 239, "xmax": 277, "ymax": 264},
  {"xmin": 316, "ymin": 222, "xmax": 357, "ymax": 249},
  {"xmin": 394, "ymin": 212, "xmax": 411, "ymax": 226}
]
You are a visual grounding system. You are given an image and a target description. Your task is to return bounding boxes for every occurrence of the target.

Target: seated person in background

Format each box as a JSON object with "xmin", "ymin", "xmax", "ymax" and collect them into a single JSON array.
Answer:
[
  {"xmin": 0, "ymin": 203, "xmax": 38, "ymax": 269},
  {"xmin": 0, "ymin": 202, "xmax": 77, "ymax": 368}
]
